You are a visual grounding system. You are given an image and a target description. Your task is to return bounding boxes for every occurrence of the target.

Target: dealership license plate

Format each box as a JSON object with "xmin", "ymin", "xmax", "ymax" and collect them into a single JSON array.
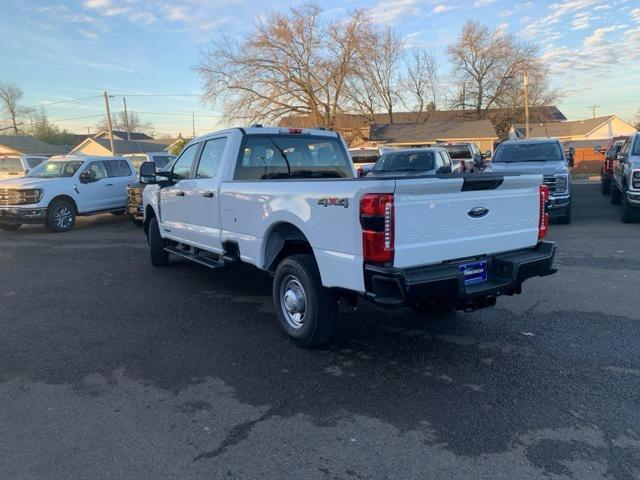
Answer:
[{"xmin": 459, "ymin": 261, "xmax": 488, "ymax": 285}]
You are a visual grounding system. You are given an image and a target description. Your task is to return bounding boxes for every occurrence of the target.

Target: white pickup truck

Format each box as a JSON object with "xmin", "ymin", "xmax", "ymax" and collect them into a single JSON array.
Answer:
[{"xmin": 140, "ymin": 127, "xmax": 556, "ymax": 347}]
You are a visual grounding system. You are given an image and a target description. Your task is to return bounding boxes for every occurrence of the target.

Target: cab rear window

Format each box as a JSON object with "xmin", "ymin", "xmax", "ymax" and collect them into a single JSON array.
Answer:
[{"xmin": 234, "ymin": 135, "xmax": 352, "ymax": 180}]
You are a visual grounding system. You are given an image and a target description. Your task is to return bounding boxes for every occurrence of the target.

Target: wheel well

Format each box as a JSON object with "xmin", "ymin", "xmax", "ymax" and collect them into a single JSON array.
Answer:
[
  {"xmin": 144, "ymin": 205, "xmax": 156, "ymax": 235},
  {"xmin": 49, "ymin": 195, "xmax": 78, "ymax": 214},
  {"xmin": 264, "ymin": 223, "xmax": 313, "ymax": 272}
]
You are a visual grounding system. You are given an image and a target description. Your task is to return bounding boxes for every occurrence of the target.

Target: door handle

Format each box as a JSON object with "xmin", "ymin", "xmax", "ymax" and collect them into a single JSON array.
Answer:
[
  {"xmin": 176, "ymin": 191, "xmax": 185, "ymax": 197},
  {"xmin": 202, "ymin": 191, "xmax": 214, "ymax": 198}
]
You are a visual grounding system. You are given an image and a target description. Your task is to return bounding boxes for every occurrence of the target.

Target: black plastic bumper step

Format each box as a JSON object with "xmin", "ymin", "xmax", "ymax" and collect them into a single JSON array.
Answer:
[{"xmin": 164, "ymin": 246, "xmax": 225, "ymax": 269}]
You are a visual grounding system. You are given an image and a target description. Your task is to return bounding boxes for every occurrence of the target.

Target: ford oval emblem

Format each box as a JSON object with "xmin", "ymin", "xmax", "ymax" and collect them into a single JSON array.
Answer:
[{"xmin": 468, "ymin": 206, "xmax": 489, "ymax": 218}]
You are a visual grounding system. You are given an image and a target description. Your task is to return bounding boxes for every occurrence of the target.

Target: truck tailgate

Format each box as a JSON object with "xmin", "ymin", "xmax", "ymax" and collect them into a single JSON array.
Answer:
[{"xmin": 393, "ymin": 175, "xmax": 542, "ymax": 268}]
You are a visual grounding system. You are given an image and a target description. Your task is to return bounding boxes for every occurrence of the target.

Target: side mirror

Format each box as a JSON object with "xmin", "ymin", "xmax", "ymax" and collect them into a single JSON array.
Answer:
[
  {"xmin": 139, "ymin": 161, "xmax": 157, "ymax": 184},
  {"xmin": 438, "ymin": 164, "xmax": 452, "ymax": 174},
  {"xmin": 79, "ymin": 170, "xmax": 93, "ymax": 183},
  {"xmin": 482, "ymin": 150, "xmax": 492, "ymax": 159},
  {"xmin": 473, "ymin": 153, "xmax": 485, "ymax": 168},
  {"xmin": 593, "ymin": 145, "xmax": 602, "ymax": 154}
]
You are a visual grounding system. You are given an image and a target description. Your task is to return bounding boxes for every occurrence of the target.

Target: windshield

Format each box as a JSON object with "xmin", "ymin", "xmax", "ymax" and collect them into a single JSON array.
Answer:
[
  {"xmin": 28, "ymin": 160, "xmax": 85, "ymax": 178},
  {"xmin": 127, "ymin": 155, "xmax": 147, "ymax": 171},
  {"xmin": 373, "ymin": 151, "xmax": 435, "ymax": 173},
  {"xmin": 493, "ymin": 142, "xmax": 564, "ymax": 163},
  {"xmin": 442, "ymin": 145, "xmax": 472, "ymax": 159},
  {"xmin": 350, "ymin": 150, "xmax": 380, "ymax": 164},
  {"xmin": 0, "ymin": 157, "xmax": 23, "ymax": 173}
]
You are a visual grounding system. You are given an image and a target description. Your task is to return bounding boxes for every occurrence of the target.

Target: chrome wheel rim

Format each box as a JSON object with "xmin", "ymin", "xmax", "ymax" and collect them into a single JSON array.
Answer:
[
  {"xmin": 53, "ymin": 205, "xmax": 73, "ymax": 229},
  {"xmin": 279, "ymin": 275, "xmax": 307, "ymax": 330}
]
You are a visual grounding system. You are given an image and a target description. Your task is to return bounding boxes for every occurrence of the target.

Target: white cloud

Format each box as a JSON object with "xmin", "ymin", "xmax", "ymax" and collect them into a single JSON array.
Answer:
[
  {"xmin": 594, "ymin": 4, "xmax": 612, "ymax": 10},
  {"xmin": 584, "ymin": 24, "xmax": 625, "ymax": 46},
  {"xmin": 432, "ymin": 4, "xmax": 456, "ymax": 14},
  {"xmin": 83, "ymin": 0, "xmax": 111, "ymax": 9},
  {"xmin": 164, "ymin": 6, "xmax": 188, "ymax": 22},
  {"xmin": 571, "ymin": 12, "xmax": 591, "ymax": 30},
  {"xmin": 369, "ymin": 0, "xmax": 421, "ymax": 24},
  {"xmin": 473, "ymin": 0, "xmax": 497, "ymax": 6}
]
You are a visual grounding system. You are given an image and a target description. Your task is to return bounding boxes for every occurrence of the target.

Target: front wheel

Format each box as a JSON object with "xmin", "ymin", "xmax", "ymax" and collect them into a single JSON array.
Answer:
[
  {"xmin": 620, "ymin": 187, "xmax": 638, "ymax": 223},
  {"xmin": 273, "ymin": 254, "xmax": 337, "ymax": 347},
  {"xmin": 0, "ymin": 224, "xmax": 21, "ymax": 231},
  {"xmin": 148, "ymin": 217, "xmax": 169, "ymax": 266},
  {"xmin": 557, "ymin": 204, "xmax": 572, "ymax": 224},
  {"xmin": 45, "ymin": 200, "xmax": 76, "ymax": 233},
  {"xmin": 611, "ymin": 185, "xmax": 621, "ymax": 205}
]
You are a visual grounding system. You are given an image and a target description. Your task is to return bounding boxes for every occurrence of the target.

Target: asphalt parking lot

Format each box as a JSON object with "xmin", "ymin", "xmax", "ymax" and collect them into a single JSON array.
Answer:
[{"xmin": 1, "ymin": 181, "xmax": 639, "ymax": 480}]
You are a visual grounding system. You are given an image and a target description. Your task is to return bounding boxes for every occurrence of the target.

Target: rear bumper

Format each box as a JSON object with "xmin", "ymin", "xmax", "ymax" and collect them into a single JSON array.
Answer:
[
  {"xmin": 0, "ymin": 206, "xmax": 47, "ymax": 224},
  {"xmin": 364, "ymin": 241, "xmax": 556, "ymax": 310}
]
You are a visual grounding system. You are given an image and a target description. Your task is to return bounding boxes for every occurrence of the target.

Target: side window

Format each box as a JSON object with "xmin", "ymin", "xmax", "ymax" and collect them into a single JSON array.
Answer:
[
  {"xmin": 196, "ymin": 138, "xmax": 227, "ymax": 179},
  {"xmin": 106, "ymin": 159, "xmax": 133, "ymax": 177},
  {"xmin": 83, "ymin": 161, "xmax": 109, "ymax": 181},
  {"xmin": 172, "ymin": 143, "xmax": 199, "ymax": 180}
]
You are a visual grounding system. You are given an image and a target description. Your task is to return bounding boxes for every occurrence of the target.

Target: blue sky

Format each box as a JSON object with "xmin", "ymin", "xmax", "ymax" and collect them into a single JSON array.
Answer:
[{"xmin": 1, "ymin": 0, "xmax": 638, "ymax": 137}]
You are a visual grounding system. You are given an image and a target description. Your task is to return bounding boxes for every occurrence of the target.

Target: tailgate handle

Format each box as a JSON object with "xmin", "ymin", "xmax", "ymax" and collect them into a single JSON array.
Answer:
[
  {"xmin": 176, "ymin": 191, "xmax": 185, "ymax": 197},
  {"xmin": 462, "ymin": 177, "xmax": 504, "ymax": 191}
]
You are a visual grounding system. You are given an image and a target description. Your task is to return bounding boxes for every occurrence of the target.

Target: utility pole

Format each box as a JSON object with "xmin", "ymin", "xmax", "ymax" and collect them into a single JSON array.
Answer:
[
  {"xmin": 103, "ymin": 91, "xmax": 115, "ymax": 155},
  {"xmin": 86, "ymin": 127, "xmax": 90, "ymax": 135},
  {"xmin": 192, "ymin": 111, "xmax": 195, "ymax": 138},
  {"xmin": 461, "ymin": 84, "xmax": 466, "ymax": 112},
  {"xmin": 588, "ymin": 104, "xmax": 601, "ymax": 119},
  {"xmin": 122, "ymin": 97, "xmax": 131, "ymax": 140},
  {"xmin": 523, "ymin": 72, "xmax": 530, "ymax": 139}
]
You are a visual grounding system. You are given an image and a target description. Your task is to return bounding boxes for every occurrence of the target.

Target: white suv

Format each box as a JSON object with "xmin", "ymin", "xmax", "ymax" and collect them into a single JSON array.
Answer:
[
  {"xmin": 0, "ymin": 155, "xmax": 48, "ymax": 179},
  {"xmin": 0, "ymin": 155, "xmax": 136, "ymax": 232}
]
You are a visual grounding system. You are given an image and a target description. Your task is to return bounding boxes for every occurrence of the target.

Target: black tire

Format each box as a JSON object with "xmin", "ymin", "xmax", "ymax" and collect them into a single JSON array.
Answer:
[
  {"xmin": 0, "ymin": 224, "xmax": 21, "ymax": 231},
  {"xmin": 611, "ymin": 185, "xmax": 621, "ymax": 205},
  {"xmin": 149, "ymin": 217, "xmax": 169, "ymax": 266},
  {"xmin": 620, "ymin": 187, "xmax": 638, "ymax": 223},
  {"xmin": 557, "ymin": 204, "xmax": 572, "ymax": 225},
  {"xmin": 273, "ymin": 254, "xmax": 337, "ymax": 347},
  {"xmin": 45, "ymin": 199, "xmax": 76, "ymax": 233},
  {"xmin": 130, "ymin": 215, "xmax": 143, "ymax": 227},
  {"xmin": 601, "ymin": 180, "xmax": 611, "ymax": 195}
]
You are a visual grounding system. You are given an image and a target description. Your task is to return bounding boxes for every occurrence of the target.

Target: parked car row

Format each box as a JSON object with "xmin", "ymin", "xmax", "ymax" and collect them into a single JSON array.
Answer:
[
  {"xmin": 601, "ymin": 132, "xmax": 640, "ymax": 223},
  {"xmin": 0, "ymin": 155, "xmax": 48, "ymax": 179}
]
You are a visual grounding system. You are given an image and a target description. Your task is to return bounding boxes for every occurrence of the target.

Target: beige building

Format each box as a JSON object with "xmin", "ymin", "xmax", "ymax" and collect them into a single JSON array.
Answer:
[
  {"xmin": 70, "ymin": 135, "xmax": 175, "ymax": 156},
  {"xmin": 368, "ymin": 119, "xmax": 499, "ymax": 153},
  {"xmin": 509, "ymin": 115, "xmax": 637, "ymax": 142}
]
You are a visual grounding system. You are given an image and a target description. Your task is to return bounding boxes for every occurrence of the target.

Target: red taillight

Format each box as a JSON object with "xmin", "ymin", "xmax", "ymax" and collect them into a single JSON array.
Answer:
[
  {"xmin": 538, "ymin": 185, "xmax": 549, "ymax": 239},
  {"xmin": 360, "ymin": 193, "xmax": 394, "ymax": 263}
]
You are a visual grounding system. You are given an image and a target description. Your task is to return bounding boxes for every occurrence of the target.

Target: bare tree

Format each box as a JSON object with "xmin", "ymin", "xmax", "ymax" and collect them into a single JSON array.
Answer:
[
  {"xmin": 401, "ymin": 49, "xmax": 441, "ymax": 122},
  {"xmin": 447, "ymin": 21, "xmax": 559, "ymax": 118},
  {"xmin": 0, "ymin": 81, "xmax": 32, "ymax": 135},
  {"xmin": 95, "ymin": 111, "xmax": 153, "ymax": 135},
  {"xmin": 194, "ymin": 2, "xmax": 369, "ymax": 128},
  {"xmin": 346, "ymin": 26, "xmax": 403, "ymax": 123}
]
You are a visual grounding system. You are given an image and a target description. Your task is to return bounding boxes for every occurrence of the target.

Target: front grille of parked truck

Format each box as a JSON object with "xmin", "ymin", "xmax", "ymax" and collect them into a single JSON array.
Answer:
[{"xmin": 0, "ymin": 188, "xmax": 42, "ymax": 206}]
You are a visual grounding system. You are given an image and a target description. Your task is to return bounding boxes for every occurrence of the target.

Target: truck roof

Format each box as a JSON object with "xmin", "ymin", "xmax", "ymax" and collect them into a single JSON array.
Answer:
[
  {"xmin": 193, "ymin": 126, "xmax": 340, "ymax": 143},
  {"xmin": 499, "ymin": 138, "xmax": 561, "ymax": 146}
]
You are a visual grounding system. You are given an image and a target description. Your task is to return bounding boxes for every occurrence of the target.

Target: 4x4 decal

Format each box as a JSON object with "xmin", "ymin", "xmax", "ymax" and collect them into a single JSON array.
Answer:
[{"xmin": 317, "ymin": 197, "xmax": 349, "ymax": 208}]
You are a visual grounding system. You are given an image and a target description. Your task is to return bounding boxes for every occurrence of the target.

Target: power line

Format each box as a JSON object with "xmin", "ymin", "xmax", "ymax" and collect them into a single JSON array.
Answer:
[
  {"xmin": 49, "ymin": 113, "xmax": 105, "ymax": 122},
  {"xmin": 34, "ymin": 95, "xmax": 103, "ymax": 107}
]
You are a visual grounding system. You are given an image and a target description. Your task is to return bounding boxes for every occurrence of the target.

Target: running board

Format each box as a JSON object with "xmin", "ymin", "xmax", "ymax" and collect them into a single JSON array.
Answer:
[{"xmin": 164, "ymin": 246, "xmax": 226, "ymax": 269}]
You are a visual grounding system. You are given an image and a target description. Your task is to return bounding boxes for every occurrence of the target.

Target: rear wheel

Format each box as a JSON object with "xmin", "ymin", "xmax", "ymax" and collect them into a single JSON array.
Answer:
[
  {"xmin": 620, "ymin": 187, "xmax": 638, "ymax": 223},
  {"xmin": 149, "ymin": 217, "xmax": 169, "ymax": 266},
  {"xmin": 45, "ymin": 199, "xmax": 76, "ymax": 233},
  {"xmin": 0, "ymin": 224, "xmax": 21, "ymax": 231},
  {"xmin": 273, "ymin": 254, "xmax": 337, "ymax": 347},
  {"xmin": 611, "ymin": 185, "xmax": 621, "ymax": 205}
]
